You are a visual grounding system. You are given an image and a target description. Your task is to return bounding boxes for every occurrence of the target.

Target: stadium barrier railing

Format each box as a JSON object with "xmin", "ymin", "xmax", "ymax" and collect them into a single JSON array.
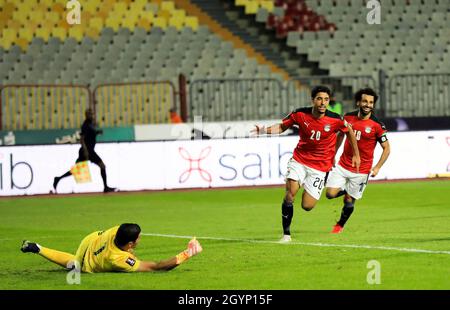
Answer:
[
  {"xmin": 189, "ymin": 78, "xmax": 284, "ymax": 122},
  {"xmin": 2, "ymin": 73, "xmax": 450, "ymax": 131},
  {"xmin": 0, "ymin": 84, "xmax": 91, "ymax": 130},
  {"xmin": 0, "ymin": 78, "xmax": 184, "ymax": 131},
  {"xmin": 188, "ymin": 76, "xmax": 377, "ymax": 122},
  {"xmin": 387, "ymin": 73, "xmax": 450, "ymax": 117},
  {"xmin": 93, "ymin": 81, "xmax": 178, "ymax": 127}
]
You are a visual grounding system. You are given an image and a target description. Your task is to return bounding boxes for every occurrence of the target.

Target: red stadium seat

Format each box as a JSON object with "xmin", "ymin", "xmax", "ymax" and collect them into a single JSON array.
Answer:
[{"xmin": 268, "ymin": 0, "xmax": 335, "ymax": 34}]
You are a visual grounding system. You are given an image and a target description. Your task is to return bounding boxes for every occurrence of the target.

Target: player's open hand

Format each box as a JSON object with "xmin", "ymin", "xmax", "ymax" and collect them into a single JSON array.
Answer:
[{"xmin": 250, "ymin": 125, "xmax": 265, "ymax": 136}]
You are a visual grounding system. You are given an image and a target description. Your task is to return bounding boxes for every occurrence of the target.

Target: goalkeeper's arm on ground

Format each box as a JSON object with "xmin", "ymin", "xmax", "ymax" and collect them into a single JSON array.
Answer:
[{"xmin": 137, "ymin": 238, "xmax": 203, "ymax": 272}]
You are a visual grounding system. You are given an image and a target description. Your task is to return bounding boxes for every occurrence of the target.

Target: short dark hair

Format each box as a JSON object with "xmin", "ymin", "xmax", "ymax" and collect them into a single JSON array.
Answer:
[
  {"xmin": 311, "ymin": 85, "xmax": 332, "ymax": 99},
  {"xmin": 354, "ymin": 88, "xmax": 378, "ymax": 104},
  {"xmin": 114, "ymin": 223, "xmax": 141, "ymax": 247}
]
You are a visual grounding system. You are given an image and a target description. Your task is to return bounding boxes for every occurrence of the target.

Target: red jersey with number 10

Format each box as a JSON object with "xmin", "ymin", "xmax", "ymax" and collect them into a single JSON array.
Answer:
[
  {"xmin": 339, "ymin": 111, "xmax": 388, "ymax": 174},
  {"xmin": 282, "ymin": 107, "xmax": 349, "ymax": 172}
]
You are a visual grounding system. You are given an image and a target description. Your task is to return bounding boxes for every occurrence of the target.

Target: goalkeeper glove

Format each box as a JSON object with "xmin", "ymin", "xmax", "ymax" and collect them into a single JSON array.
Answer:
[{"xmin": 176, "ymin": 237, "xmax": 203, "ymax": 265}]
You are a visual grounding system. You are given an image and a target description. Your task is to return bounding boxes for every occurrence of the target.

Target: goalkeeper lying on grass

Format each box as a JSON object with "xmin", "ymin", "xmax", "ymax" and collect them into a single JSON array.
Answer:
[{"xmin": 21, "ymin": 223, "xmax": 202, "ymax": 273}]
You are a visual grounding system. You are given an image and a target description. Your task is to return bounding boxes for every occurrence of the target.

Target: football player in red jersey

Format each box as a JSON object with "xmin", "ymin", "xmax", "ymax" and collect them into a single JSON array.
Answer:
[
  {"xmin": 252, "ymin": 86, "xmax": 360, "ymax": 242},
  {"xmin": 326, "ymin": 88, "xmax": 390, "ymax": 234}
]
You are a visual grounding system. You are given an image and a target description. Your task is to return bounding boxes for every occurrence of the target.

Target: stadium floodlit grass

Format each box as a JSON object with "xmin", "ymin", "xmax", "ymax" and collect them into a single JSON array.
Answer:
[{"xmin": 1, "ymin": 180, "xmax": 449, "ymax": 290}]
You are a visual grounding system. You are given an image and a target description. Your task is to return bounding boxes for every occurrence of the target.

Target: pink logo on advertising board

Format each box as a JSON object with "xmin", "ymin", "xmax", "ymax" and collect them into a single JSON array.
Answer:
[{"xmin": 178, "ymin": 146, "xmax": 212, "ymax": 183}]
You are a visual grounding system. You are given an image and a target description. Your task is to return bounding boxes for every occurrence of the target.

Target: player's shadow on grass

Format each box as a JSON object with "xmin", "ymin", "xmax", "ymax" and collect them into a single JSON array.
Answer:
[{"xmin": 17, "ymin": 268, "xmax": 199, "ymax": 275}]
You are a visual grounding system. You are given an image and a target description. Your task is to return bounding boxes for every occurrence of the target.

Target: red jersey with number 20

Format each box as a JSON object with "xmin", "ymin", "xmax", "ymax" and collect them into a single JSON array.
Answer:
[
  {"xmin": 282, "ymin": 107, "xmax": 349, "ymax": 172},
  {"xmin": 339, "ymin": 111, "xmax": 388, "ymax": 174}
]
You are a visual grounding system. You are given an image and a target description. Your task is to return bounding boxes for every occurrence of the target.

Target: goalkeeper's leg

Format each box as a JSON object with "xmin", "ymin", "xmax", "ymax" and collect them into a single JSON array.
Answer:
[
  {"xmin": 21, "ymin": 240, "xmax": 75, "ymax": 269},
  {"xmin": 39, "ymin": 247, "xmax": 75, "ymax": 268}
]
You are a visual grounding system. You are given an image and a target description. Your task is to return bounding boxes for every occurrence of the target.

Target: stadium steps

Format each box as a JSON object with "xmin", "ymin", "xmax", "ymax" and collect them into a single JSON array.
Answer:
[
  {"xmin": 195, "ymin": 0, "xmax": 330, "ymax": 79},
  {"xmin": 227, "ymin": 0, "xmax": 345, "ymax": 95},
  {"xmin": 173, "ymin": 0, "xmax": 290, "ymax": 81}
]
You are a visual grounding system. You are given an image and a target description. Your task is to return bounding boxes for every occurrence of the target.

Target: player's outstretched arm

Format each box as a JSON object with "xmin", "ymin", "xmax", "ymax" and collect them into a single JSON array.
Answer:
[
  {"xmin": 137, "ymin": 238, "xmax": 202, "ymax": 272},
  {"xmin": 137, "ymin": 257, "xmax": 179, "ymax": 272},
  {"xmin": 345, "ymin": 127, "xmax": 361, "ymax": 172},
  {"xmin": 251, "ymin": 123, "xmax": 288, "ymax": 136},
  {"xmin": 371, "ymin": 140, "xmax": 391, "ymax": 177}
]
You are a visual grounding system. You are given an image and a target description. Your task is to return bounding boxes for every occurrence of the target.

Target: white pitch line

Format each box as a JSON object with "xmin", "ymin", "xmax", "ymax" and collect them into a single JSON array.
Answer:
[{"xmin": 142, "ymin": 233, "xmax": 450, "ymax": 256}]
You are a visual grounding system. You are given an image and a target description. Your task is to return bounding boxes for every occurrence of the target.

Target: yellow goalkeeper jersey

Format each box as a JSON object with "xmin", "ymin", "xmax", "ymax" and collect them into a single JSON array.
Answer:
[{"xmin": 80, "ymin": 226, "xmax": 141, "ymax": 273}]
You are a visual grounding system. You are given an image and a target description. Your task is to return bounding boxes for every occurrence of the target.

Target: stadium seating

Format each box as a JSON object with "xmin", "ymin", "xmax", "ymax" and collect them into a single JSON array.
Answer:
[
  {"xmin": 264, "ymin": 0, "xmax": 450, "ymax": 78},
  {"xmin": 250, "ymin": 0, "xmax": 450, "ymax": 75},
  {"xmin": 0, "ymin": 0, "xmax": 283, "ymax": 86},
  {"xmin": 235, "ymin": 0, "xmax": 275, "ymax": 14},
  {"xmin": 0, "ymin": 0, "xmax": 288, "ymax": 127},
  {"xmin": 263, "ymin": 0, "xmax": 336, "ymax": 38},
  {"xmin": 0, "ymin": 0, "xmax": 202, "ymax": 50},
  {"xmin": 1, "ymin": 0, "xmax": 449, "ymax": 125},
  {"xmin": 250, "ymin": 0, "xmax": 450, "ymax": 116}
]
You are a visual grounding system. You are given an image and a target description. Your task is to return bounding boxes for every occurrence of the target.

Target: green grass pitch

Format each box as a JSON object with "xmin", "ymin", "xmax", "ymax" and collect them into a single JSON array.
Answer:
[{"xmin": 1, "ymin": 180, "xmax": 449, "ymax": 290}]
